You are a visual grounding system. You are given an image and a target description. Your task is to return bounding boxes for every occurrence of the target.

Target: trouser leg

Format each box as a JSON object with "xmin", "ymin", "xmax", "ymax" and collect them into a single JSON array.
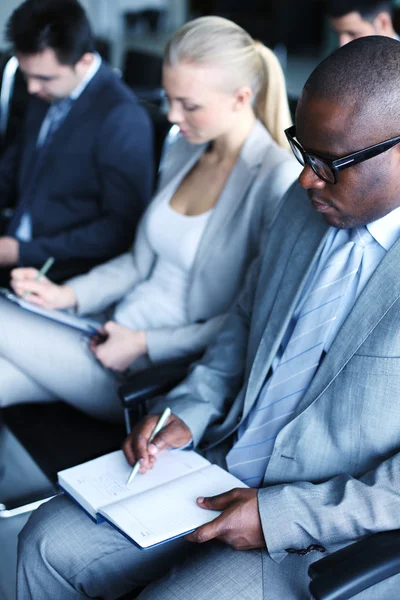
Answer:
[
  {"xmin": 0, "ymin": 356, "xmax": 54, "ymax": 406},
  {"xmin": 17, "ymin": 494, "xmax": 192, "ymax": 600},
  {"xmin": 0, "ymin": 356, "xmax": 54, "ymax": 476},
  {"xmin": 0, "ymin": 297, "xmax": 122, "ymax": 421},
  {"xmin": 139, "ymin": 539, "xmax": 321, "ymax": 600},
  {"xmin": 139, "ymin": 542, "xmax": 264, "ymax": 600}
]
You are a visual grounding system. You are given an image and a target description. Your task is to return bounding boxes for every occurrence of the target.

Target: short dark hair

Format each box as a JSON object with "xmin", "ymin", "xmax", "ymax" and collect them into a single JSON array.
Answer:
[
  {"xmin": 5, "ymin": 0, "xmax": 95, "ymax": 65},
  {"xmin": 302, "ymin": 35, "xmax": 400, "ymax": 137},
  {"xmin": 327, "ymin": 0, "xmax": 393, "ymax": 21}
]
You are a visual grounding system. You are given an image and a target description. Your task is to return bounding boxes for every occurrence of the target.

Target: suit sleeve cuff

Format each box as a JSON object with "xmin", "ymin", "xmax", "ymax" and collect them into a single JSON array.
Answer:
[{"xmin": 18, "ymin": 240, "xmax": 46, "ymax": 267}]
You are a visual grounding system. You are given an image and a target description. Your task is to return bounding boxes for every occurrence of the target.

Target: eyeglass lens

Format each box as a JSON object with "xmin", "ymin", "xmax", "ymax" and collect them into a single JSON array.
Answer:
[
  {"xmin": 288, "ymin": 136, "xmax": 336, "ymax": 184},
  {"xmin": 308, "ymin": 156, "xmax": 336, "ymax": 184},
  {"xmin": 289, "ymin": 140, "xmax": 305, "ymax": 166}
]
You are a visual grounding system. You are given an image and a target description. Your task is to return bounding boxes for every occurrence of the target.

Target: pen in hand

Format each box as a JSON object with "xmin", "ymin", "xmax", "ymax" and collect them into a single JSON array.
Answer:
[
  {"xmin": 126, "ymin": 407, "xmax": 172, "ymax": 486},
  {"xmin": 22, "ymin": 256, "xmax": 55, "ymax": 300}
]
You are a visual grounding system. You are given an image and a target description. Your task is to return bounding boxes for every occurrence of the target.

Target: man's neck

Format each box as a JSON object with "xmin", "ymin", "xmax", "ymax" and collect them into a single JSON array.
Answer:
[{"xmin": 69, "ymin": 53, "xmax": 101, "ymax": 101}]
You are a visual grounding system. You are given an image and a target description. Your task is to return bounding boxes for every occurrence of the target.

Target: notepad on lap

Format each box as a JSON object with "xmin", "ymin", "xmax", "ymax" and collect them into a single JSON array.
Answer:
[
  {"xmin": 58, "ymin": 450, "xmax": 247, "ymax": 549},
  {"xmin": 0, "ymin": 288, "xmax": 101, "ymax": 337}
]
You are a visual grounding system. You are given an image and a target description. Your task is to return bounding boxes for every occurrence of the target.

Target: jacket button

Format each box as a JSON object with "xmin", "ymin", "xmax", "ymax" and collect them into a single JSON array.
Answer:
[
  {"xmin": 311, "ymin": 544, "xmax": 326, "ymax": 553},
  {"xmin": 285, "ymin": 545, "xmax": 326, "ymax": 556}
]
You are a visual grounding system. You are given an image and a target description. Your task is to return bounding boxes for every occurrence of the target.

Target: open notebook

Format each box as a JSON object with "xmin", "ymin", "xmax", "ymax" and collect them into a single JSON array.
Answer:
[
  {"xmin": 58, "ymin": 450, "xmax": 247, "ymax": 549},
  {"xmin": 0, "ymin": 288, "xmax": 102, "ymax": 337}
]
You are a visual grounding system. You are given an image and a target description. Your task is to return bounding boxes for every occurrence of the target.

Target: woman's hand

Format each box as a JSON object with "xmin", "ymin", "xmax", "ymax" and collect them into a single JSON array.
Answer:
[
  {"xmin": 10, "ymin": 267, "xmax": 77, "ymax": 310},
  {"xmin": 90, "ymin": 321, "xmax": 147, "ymax": 372}
]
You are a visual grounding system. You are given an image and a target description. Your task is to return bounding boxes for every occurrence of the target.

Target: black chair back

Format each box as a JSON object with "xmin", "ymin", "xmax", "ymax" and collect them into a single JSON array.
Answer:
[
  {"xmin": 0, "ymin": 54, "xmax": 29, "ymax": 156},
  {"xmin": 2, "ymin": 402, "xmax": 125, "ymax": 485},
  {"xmin": 123, "ymin": 49, "xmax": 163, "ymax": 98},
  {"xmin": 139, "ymin": 100, "xmax": 171, "ymax": 176}
]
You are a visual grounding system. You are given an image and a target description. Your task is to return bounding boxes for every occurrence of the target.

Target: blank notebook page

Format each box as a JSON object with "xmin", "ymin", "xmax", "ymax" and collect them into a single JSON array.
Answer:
[{"xmin": 100, "ymin": 465, "xmax": 247, "ymax": 548}]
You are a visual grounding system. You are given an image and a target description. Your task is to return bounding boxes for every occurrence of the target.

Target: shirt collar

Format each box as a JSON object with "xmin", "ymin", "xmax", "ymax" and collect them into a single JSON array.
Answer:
[
  {"xmin": 69, "ymin": 52, "xmax": 102, "ymax": 100},
  {"xmin": 367, "ymin": 205, "xmax": 400, "ymax": 251}
]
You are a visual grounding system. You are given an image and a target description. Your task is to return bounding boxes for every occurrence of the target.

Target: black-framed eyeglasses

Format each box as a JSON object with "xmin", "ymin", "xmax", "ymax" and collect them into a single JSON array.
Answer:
[{"xmin": 285, "ymin": 125, "xmax": 400, "ymax": 185}]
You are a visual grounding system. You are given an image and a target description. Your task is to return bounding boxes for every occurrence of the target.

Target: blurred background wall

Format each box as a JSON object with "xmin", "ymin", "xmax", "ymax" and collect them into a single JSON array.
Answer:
[{"xmin": 1, "ymin": 0, "xmax": 400, "ymax": 130}]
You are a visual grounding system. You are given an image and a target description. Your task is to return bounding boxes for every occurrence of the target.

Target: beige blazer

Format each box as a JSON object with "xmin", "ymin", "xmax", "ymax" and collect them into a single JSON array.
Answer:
[{"xmin": 67, "ymin": 121, "xmax": 301, "ymax": 363}]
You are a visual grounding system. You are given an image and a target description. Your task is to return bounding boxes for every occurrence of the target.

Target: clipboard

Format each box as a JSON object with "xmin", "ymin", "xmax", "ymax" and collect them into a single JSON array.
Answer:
[{"xmin": 0, "ymin": 288, "xmax": 102, "ymax": 338}]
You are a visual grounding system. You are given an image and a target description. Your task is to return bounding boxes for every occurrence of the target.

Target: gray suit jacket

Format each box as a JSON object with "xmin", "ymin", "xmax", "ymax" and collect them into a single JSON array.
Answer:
[
  {"xmin": 156, "ymin": 181, "xmax": 400, "ymax": 567},
  {"xmin": 67, "ymin": 120, "xmax": 300, "ymax": 363}
]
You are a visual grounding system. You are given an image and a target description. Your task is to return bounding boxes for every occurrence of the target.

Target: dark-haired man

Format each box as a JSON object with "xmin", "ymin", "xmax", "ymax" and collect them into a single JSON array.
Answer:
[
  {"xmin": 0, "ymin": 0, "xmax": 154, "ymax": 284},
  {"xmin": 327, "ymin": 0, "xmax": 398, "ymax": 46},
  {"xmin": 17, "ymin": 36, "xmax": 400, "ymax": 599}
]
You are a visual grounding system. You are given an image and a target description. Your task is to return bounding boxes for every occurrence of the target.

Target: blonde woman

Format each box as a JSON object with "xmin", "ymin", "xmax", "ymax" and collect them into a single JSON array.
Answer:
[{"xmin": 2, "ymin": 17, "xmax": 300, "ymax": 423}]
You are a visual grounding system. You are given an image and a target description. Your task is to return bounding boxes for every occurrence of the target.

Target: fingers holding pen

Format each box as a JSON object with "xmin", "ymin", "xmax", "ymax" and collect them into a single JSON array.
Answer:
[
  {"xmin": 147, "ymin": 414, "xmax": 192, "ymax": 456},
  {"xmin": 122, "ymin": 415, "xmax": 158, "ymax": 471},
  {"xmin": 122, "ymin": 412, "xmax": 192, "ymax": 474}
]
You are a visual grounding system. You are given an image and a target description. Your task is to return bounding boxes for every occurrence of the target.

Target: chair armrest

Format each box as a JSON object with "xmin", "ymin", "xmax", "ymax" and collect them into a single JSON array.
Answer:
[
  {"xmin": 118, "ymin": 358, "xmax": 197, "ymax": 410},
  {"xmin": 309, "ymin": 530, "xmax": 400, "ymax": 600}
]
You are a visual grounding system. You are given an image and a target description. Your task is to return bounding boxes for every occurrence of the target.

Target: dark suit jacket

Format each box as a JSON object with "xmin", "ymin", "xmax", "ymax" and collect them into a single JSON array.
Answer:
[{"xmin": 0, "ymin": 63, "xmax": 154, "ymax": 281}]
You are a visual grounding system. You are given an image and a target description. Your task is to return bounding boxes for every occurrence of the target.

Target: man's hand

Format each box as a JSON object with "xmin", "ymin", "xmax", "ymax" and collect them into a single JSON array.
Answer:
[
  {"xmin": 122, "ymin": 413, "xmax": 192, "ymax": 474},
  {"xmin": 0, "ymin": 237, "xmax": 19, "ymax": 266},
  {"xmin": 186, "ymin": 488, "xmax": 265, "ymax": 551},
  {"xmin": 90, "ymin": 322, "xmax": 147, "ymax": 371},
  {"xmin": 11, "ymin": 267, "xmax": 77, "ymax": 309}
]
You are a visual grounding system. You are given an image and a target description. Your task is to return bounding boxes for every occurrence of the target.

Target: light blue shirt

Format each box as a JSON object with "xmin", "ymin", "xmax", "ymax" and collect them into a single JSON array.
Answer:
[
  {"xmin": 15, "ymin": 53, "xmax": 102, "ymax": 242},
  {"xmin": 238, "ymin": 206, "xmax": 400, "ymax": 439},
  {"xmin": 278, "ymin": 206, "xmax": 400, "ymax": 359}
]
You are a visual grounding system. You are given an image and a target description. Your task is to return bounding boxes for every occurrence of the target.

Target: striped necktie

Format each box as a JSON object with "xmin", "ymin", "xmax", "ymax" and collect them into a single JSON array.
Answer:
[
  {"xmin": 38, "ymin": 96, "xmax": 73, "ymax": 150},
  {"xmin": 7, "ymin": 97, "xmax": 73, "ymax": 238},
  {"xmin": 226, "ymin": 226, "xmax": 374, "ymax": 487}
]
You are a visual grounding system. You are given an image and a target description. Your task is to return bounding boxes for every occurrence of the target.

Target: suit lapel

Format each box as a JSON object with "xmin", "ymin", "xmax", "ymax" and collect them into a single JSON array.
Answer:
[
  {"xmin": 243, "ymin": 194, "xmax": 329, "ymax": 415},
  {"xmin": 19, "ymin": 100, "xmax": 48, "ymax": 189},
  {"xmin": 293, "ymin": 235, "xmax": 400, "ymax": 418},
  {"xmin": 193, "ymin": 121, "xmax": 271, "ymax": 273},
  {"xmin": 138, "ymin": 143, "xmax": 204, "ymax": 233},
  {"xmin": 42, "ymin": 68, "xmax": 107, "ymax": 160},
  {"xmin": 20, "ymin": 69, "xmax": 107, "ymax": 190},
  {"xmin": 152, "ymin": 142, "xmax": 204, "ymax": 209}
]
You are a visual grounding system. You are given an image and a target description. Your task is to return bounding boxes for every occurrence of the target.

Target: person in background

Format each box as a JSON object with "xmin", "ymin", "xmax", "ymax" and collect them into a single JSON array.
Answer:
[
  {"xmin": 0, "ymin": 16, "xmax": 300, "ymax": 422},
  {"xmin": 0, "ymin": 0, "xmax": 154, "ymax": 286},
  {"xmin": 327, "ymin": 0, "xmax": 398, "ymax": 45},
  {"xmin": 18, "ymin": 35, "xmax": 400, "ymax": 600}
]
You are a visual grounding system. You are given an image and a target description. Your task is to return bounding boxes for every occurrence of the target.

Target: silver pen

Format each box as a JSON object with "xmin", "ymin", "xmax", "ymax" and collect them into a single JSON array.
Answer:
[
  {"xmin": 22, "ymin": 256, "xmax": 55, "ymax": 299},
  {"xmin": 126, "ymin": 407, "xmax": 172, "ymax": 485}
]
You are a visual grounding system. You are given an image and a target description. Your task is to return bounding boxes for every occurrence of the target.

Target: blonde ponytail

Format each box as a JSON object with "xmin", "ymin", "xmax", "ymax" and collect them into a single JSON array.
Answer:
[
  {"xmin": 164, "ymin": 16, "xmax": 292, "ymax": 150},
  {"xmin": 254, "ymin": 42, "xmax": 292, "ymax": 149}
]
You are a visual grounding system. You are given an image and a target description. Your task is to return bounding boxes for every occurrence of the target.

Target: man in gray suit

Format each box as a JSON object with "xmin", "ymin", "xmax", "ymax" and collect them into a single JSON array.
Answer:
[{"xmin": 17, "ymin": 35, "xmax": 400, "ymax": 599}]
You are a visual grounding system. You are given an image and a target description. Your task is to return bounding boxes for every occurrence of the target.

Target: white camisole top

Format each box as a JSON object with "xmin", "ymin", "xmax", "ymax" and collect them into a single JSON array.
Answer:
[{"xmin": 113, "ymin": 187, "xmax": 214, "ymax": 330}]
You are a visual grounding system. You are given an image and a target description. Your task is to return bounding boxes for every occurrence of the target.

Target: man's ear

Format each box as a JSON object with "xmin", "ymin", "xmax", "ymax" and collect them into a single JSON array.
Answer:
[
  {"xmin": 233, "ymin": 86, "xmax": 253, "ymax": 112},
  {"xmin": 75, "ymin": 52, "xmax": 94, "ymax": 69},
  {"xmin": 373, "ymin": 11, "xmax": 393, "ymax": 35},
  {"xmin": 391, "ymin": 142, "xmax": 400, "ymax": 172}
]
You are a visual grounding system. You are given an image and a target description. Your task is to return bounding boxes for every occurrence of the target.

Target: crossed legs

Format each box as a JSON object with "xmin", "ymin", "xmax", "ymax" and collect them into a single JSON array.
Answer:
[{"xmin": 0, "ymin": 297, "xmax": 122, "ymax": 421}]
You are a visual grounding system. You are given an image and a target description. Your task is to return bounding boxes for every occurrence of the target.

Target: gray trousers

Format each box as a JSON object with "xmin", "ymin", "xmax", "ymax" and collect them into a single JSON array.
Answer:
[
  {"xmin": 17, "ymin": 494, "xmax": 400, "ymax": 600},
  {"xmin": 17, "ymin": 494, "xmax": 313, "ymax": 600},
  {"xmin": 0, "ymin": 297, "xmax": 130, "ymax": 421}
]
